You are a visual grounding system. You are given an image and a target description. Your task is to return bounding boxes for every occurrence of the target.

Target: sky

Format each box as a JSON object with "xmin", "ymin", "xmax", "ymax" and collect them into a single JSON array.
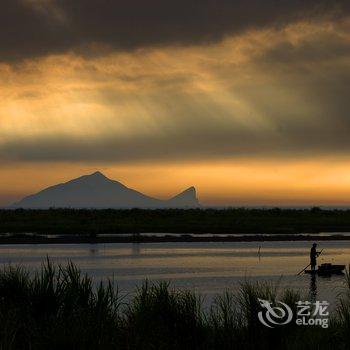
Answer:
[{"xmin": 1, "ymin": 0, "xmax": 350, "ymax": 206}]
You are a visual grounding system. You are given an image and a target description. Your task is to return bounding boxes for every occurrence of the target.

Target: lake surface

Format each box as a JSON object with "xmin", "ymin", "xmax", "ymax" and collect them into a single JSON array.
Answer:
[{"xmin": 0, "ymin": 240, "xmax": 349, "ymax": 307}]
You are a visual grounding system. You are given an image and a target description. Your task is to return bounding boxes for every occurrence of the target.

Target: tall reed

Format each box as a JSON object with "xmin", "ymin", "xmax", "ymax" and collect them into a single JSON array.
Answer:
[{"xmin": 0, "ymin": 261, "xmax": 349, "ymax": 349}]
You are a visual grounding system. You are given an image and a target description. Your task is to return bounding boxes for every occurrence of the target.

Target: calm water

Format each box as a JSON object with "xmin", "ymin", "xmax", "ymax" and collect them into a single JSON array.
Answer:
[{"xmin": 0, "ymin": 241, "xmax": 349, "ymax": 307}]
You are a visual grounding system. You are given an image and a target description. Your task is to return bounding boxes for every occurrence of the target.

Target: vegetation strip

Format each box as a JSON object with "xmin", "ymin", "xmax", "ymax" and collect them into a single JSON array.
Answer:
[{"xmin": 1, "ymin": 260, "xmax": 350, "ymax": 349}]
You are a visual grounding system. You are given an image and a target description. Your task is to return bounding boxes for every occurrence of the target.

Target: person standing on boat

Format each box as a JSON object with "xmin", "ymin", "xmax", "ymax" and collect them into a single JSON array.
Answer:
[{"xmin": 310, "ymin": 243, "xmax": 321, "ymax": 271}]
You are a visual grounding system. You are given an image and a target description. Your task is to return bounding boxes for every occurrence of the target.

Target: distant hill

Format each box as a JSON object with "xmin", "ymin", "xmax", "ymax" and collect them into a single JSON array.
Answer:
[{"xmin": 11, "ymin": 171, "xmax": 200, "ymax": 209}]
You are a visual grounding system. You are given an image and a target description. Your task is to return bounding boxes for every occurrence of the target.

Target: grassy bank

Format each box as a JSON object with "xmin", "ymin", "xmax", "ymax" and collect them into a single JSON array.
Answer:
[
  {"xmin": 3, "ymin": 207, "xmax": 350, "ymax": 235},
  {"xmin": 0, "ymin": 261, "xmax": 350, "ymax": 349}
]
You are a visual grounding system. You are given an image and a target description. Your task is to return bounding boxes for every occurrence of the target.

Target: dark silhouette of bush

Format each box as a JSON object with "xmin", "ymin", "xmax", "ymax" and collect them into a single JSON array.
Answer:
[{"xmin": 2, "ymin": 208, "xmax": 350, "ymax": 235}]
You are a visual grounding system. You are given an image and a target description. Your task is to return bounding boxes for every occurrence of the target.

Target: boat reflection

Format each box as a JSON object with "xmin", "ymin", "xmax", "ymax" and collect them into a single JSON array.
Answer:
[{"xmin": 309, "ymin": 273, "xmax": 317, "ymax": 303}]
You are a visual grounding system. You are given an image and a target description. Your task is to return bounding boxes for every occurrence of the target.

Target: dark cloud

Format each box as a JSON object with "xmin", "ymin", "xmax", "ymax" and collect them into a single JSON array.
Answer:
[
  {"xmin": 1, "ymin": 118, "xmax": 350, "ymax": 163},
  {"xmin": 1, "ymin": 0, "xmax": 349, "ymax": 61},
  {"xmin": 0, "ymin": 132, "xmax": 283, "ymax": 163},
  {"xmin": 257, "ymin": 34, "xmax": 350, "ymax": 65}
]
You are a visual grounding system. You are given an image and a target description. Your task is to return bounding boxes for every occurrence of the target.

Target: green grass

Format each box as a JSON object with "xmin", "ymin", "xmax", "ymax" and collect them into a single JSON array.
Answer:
[{"xmin": 0, "ymin": 260, "xmax": 349, "ymax": 349}]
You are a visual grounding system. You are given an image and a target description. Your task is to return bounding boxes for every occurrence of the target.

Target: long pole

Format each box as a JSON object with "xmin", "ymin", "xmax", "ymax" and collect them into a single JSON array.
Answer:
[
  {"xmin": 297, "ymin": 263, "xmax": 310, "ymax": 275},
  {"xmin": 297, "ymin": 249, "xmax": 323, "ymax": 275}
]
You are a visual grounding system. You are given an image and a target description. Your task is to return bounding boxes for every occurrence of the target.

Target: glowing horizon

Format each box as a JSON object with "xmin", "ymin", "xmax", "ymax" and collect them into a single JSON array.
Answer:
[{"xmin": 3, "ymin": 157, "xmax": 350, "ymax": 207}]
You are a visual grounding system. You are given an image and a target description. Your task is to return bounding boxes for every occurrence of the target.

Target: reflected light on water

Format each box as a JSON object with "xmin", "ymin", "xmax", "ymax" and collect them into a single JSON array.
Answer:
[{"xmin": 0, "ymin": 240, "xmax": 349, "ymax": 306}]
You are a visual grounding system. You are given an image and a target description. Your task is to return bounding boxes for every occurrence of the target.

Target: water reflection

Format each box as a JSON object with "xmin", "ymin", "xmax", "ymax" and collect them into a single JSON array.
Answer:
[
  {"xmin": 258, "ymin": 245, "xmax": 262, "ymax": 262},
  {"xmin": 131, "ymin": 243, "xmax": 141, "ymax": 256},
  {"xmin": 309, "ymin": 274, "xmax": 317, "ymax": 302},
  {"xmin": 89, "ymin": 245, "xmax": 98, "ymax": 255}
]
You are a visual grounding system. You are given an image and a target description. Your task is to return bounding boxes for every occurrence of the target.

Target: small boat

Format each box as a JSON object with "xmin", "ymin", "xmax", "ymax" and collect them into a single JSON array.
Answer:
[{"xmin": 305, "ymin": 263, "xmax": 345, "ymax": 276}]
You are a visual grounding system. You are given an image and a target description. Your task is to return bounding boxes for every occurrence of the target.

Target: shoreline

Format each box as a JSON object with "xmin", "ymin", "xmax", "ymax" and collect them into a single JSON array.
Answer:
[{"xmin": 1, "ymin": 233, "xmax": 350, "ymax": 245}]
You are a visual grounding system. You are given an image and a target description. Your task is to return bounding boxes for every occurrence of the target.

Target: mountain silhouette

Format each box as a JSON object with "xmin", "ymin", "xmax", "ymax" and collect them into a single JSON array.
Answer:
[{"xmin": 11, "ymin": 171, "xmax": 200, "ymax": 209}]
